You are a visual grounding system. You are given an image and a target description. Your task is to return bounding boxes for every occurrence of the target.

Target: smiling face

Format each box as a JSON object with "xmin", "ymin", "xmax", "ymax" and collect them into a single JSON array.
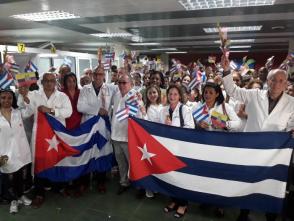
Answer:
[
  {"xmin": 168, "ymin": 87, "xmax": 181, "ymax": 106},
  {"xmin": 267, "ymin": 71, "xmax": 287, "ymax": 98},
  {"xmin": 182, "ymin": 76, "xmax": 191, "ymax": 85},
  {"xmin": 0, "ymin": 91, "xmax": 13, "ymax": 109},
  {"xmin": 42, "ymin": 73, "xmax": 56, "ymax": 93},
  {"xmin": 118, "ymin": 74, "xmax": 132, "ymax": 96},
  {"xmin": 150, "ymin": 73, "xmax": 161, "ymax": 87},
  {"xmin": 203, "ymin": 86, "xmax": 219, "ymax": 104},
  {"xmin": 147, "ymin": 87, "xmax": 159, "ymax": 105}
]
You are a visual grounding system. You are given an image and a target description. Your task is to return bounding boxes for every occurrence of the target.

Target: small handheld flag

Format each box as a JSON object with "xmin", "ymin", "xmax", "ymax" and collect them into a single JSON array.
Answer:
[
  {"xmin": 211, "ymin": 110, "xmax": 229, "ymax": 129},
  {"xmin": 192, "ymin": 104, "xmax": 210, "ymax": 123}
]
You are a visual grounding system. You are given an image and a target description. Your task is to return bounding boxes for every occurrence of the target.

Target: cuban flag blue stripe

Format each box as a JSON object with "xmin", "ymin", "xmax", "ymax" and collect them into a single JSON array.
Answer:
[
  {"xmin": 46, "ymin": 114, "xmax": 111, "ymax": 136},
  {"xmin": 37, "ymin": 154, "xmax": 114, "ymax": 182},
  {"xmin": 177, "ymin": 157, "xmax": 289, "ymax": 183},
  {"xmin": 129, "ymin": 117, "xmax": 293, "ymax": 213},
  {"xmin": 133, "ymin": 176, "xmax": 284, "ymax": 213},
  {"xmin": 133, "ymin": 117, "xmax": 294, "ymax": 149},
  {"xmin": 39, "ymin": 114, "xmax": 113, "ymax": 182}
]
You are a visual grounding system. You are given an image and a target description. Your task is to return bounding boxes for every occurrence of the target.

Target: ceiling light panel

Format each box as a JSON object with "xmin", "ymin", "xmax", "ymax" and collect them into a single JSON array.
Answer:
[
  {"xmin": 10, "ymin": 10, "xmax": 80, "ymax": 21},
  {"xmin": 214, "ymin": 39, "xmax": 255, "ymax": 43},
  {"xmin": 151, "ymin": 48, "xmax": 177, "ymax": 51},
  {"xmin": 203, "ymin": 26, "xmax": 262, "ymax": 33},
  {"xmin": 230, "ymin": 45, "xmax": 252, "ymax": 48},
  {"xmin": 179, "ymin": 0, "xmax": 275, "ymax": 10},
  {"xmin": 129, "ymin": 43, "xmax": 161, "ymax": 46},
  {"xmin": 91, "ymin": 33, "xmax": 132, "ymax": 38},
  {"xmin": 166, "ymin": 51, "xmax": 187, "ymax": 54}
]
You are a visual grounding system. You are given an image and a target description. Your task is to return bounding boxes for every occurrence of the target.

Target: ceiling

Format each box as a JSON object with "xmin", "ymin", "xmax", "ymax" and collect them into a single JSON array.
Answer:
[{"xmin": 0, "ymin": 0, "xmax": 293, "ymax": 54}]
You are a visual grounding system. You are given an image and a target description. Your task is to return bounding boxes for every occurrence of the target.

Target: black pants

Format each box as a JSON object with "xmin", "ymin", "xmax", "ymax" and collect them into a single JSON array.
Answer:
[
  {"xmin": 2, "ymin": 168, "xmax": 25, "ymax": 201},
  {"xmin": 34, "ymin": 176, "xmax": 51, "ymax": 197}
]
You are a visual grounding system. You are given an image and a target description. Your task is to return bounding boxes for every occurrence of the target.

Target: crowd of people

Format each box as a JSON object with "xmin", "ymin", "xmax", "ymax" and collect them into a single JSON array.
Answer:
[{"xmin": 0, "ymin": 54, "xmax": 293, "ymax": 221}]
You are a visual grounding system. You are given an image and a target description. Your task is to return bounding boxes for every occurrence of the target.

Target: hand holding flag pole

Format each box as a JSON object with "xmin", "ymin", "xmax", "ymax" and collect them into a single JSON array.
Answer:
[
  {"xmin": 97, "ymin": 48, "xmax": 103, "ymax": 65},
  {"xmin": 217, "ymin": 23, "xmax": 230, "ymax": 58}
]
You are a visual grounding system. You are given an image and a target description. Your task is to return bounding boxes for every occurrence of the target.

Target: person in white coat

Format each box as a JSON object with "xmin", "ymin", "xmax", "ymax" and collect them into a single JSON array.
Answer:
[
  {"xmin": 77, "ymin": 66, "xmax": 117, "ymax": 193},
  {"xmin": 221, "ymin": 55, "xmax": 294, "ymax": 221},
  {"xmin": 77, "ymin": 66, "xmax": 117, "ymax": 122},
  {"xmin": 111, "ymin": 73, "xmax": 143, "ymax": 195},
  {"xmin": 161, "ymin": 84, "xmax": 194, "ymax": 218},
  {"xmin": 193, "ymin": 81, "xmax": 241, "ymax": 132},
  {"xmin": 18, "ymin": 72, "xmax": 72, "ymax": 209},
  {"xmin": 0, "ymin": 89, "xmax": 32, "ymax": 213}
]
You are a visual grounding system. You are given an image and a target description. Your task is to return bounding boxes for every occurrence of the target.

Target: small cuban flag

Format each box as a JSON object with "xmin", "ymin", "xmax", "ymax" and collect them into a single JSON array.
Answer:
[
  {"xmin": 115, "ymin": 108, "xmax": 129, "ymax": 122},
  {"xmin": 25, "ymin": 60, "xmax": 38, "ymax": 72},
  {"xmin": 192, "ymin": 103, "xmax": 210, "ymax": 123},
  {"xmin": 126, "ymin": 103, "xmax": 139, "ymax": 116}
]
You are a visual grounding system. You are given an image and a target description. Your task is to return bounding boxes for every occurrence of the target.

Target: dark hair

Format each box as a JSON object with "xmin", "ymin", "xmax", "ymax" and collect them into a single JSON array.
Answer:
[
  {"xmin": 181, "ymin": 74, "xmax": 191, "ymax": 82},
  {"xmin": 0, "ymin": 89, "xmax": 18, "ymax": 108},
  {"xmin": 247, "ymin": 79, "xmax": 263, "ymax": 89},
  {"xmin": 150, "ymin": 71, "xmax": 165, "ymax": 88},
  {"xmin": 145, "ymin": 85, "xmax": 161, "ymax": 110},
  {"xmin": 63, "ymin": 72, "xmax": 78, "ymax": 91},
  {"xmin": 167, "ymin": 84, "xmax": 184, "ymax": 104},
  {"xmin": 202, "ymin": 81, "xmax": 224, "ymax": 105}
]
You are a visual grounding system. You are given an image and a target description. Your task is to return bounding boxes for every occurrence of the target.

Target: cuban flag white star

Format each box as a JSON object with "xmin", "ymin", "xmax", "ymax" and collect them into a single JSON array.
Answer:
[
  {"xmin": 46, "ymin": 135, "xmax": 59, "ymax": 152},
  {"xmin": 137, "ymin": 143, "xmax": 156, "ymax": 165}
]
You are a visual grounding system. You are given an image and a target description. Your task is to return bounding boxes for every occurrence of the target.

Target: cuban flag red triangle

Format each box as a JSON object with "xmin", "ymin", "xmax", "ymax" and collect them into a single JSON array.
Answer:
[
  {"xmin": 128, "ymin": 118, "xmax": 187, "ymax": 181},
  {"xmin": 35, "ymin": 112, "xmax": 80, "ymax": 174}
]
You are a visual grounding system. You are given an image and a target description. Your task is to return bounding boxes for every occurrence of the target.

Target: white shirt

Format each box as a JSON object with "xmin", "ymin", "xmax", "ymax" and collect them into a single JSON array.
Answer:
[
  {"xmin": 77, "ymin": 83, "xmax": 118, "ymax": 122},
  {"xmin": 0, "ymin": 109, "xmax": 31, "ymax": 173},
  {"xmin": 192, "ymin": 102, "xmax": 242, "ymax": 131},
  {"xmin": 146, "ymin": 104, "xmax": 163, "ymax": 123},
  {"xmin": 111, "ymin": 89, "xmax": 143, "ymax": 142},
  {"xmin": 18, "ymin": 89, "xmax": 72, "ymax": 125},
  {"xmin": 223, "ymin": 73, "xmax": 294, "ymax": 132},
  {"xmin": 17, "ymin": 89, "xmax": 72, "ymax": 165},
  {"xmin": 159, "ymin": 102, "xmax": 194, "ymax": 128}
]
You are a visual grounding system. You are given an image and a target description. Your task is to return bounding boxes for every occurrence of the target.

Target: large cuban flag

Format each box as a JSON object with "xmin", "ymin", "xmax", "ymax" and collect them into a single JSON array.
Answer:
[
  {"xmin": 128, "ymin": 117, "xmax": 294, "ymax": 213},
  {"xmin": 34, "ymin": 112, "xmax": 113, "ymax": 182}
]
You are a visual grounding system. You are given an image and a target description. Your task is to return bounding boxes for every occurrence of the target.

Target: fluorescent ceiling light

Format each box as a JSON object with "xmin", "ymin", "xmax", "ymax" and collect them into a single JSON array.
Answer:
[
  {"xmin": 10, "ymin": 10, "xmax": 80, "ymax": 21},
  {"xmin": 230, "ymin": 50, "xmax": 249, "ymax": 53},
  {"xmin": 39, "ymin": 53, "xmax": 59, "ymax": 58},
  {"xmin": 178, "ymin": 0, "xmax": 275, "ymax": 10},
  {"xmin": 151, "ymin": 48, "xmax": 177, "ymax": 51},
  {"xmin": 214, "ymin": 39, "xmax": 255, "ymax": 43},
  {"xmin": 203, "ymin": 26, "xmax": 262, "ymax": 33},
  {"xmin": 230, "ymin": 45, "xmax": 252, "ymax": 48},
  {"xmin": 166, "ymin": 51, "xmax": 187, "ymax": 54},
  {"xmin": 129, "ymin": 43, "xmax": 161, "ymax": 46},
  {"xmin": 90, "ymin": 33, "xmax": 132, "ymax": 38}
]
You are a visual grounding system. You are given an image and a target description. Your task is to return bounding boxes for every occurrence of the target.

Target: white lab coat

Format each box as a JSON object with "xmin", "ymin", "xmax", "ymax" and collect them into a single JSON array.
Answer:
[
  {"xmin": 192, "ymin": 102, "xmax": 242, "ymax": 131},
  {"xmin": 145, "ymin": 104, "xmax": 163, "ymax": 123},
  {"xmin": 77, "ymin": 83, "xmax": 118, "ymax": 122},
  {"xmin": 0, "ymin": 109, "xmax": 31, "ymax": 173},
  {"xmin": 159, "ymin": 102, "xmax": 194, "ymax": 128},
  {"xmin": 17, "ymin": 89, "xmax": 72, "ymax": 168},
  {"xmin": 223, "ymin": 73, "xmax": 294, "ymax": 132},
  {"xmin": 111, "ymin": 89, "xmax": 143, "ymax": 142}
]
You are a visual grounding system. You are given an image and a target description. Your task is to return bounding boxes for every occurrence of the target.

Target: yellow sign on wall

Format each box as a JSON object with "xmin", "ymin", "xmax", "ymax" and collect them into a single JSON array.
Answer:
[
  {"xmin": 51, "ymin": 46, "xmax": 56, "ymax": 54},
  {"xmin": 17, "ymin": 43, "xmax": 26, "ymax": 53}
]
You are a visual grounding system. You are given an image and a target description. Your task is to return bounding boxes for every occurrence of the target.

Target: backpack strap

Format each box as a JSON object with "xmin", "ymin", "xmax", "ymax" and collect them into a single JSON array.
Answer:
[{"xmin": 179, "ymin": 104, "xmax": 184, "ymax": 128}]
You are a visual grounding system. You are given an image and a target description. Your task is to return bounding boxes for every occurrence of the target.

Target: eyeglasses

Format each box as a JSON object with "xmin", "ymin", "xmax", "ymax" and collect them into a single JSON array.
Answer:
[{"xmin": 118, "ymin": 81, "xmax": 129, "ymax": 85}]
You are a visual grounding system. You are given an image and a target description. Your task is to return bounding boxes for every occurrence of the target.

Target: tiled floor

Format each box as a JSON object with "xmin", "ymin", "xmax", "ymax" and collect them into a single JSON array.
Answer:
[{"xmin": 0, "ymin": 175, "xmax": 279, "ymax": 221}]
